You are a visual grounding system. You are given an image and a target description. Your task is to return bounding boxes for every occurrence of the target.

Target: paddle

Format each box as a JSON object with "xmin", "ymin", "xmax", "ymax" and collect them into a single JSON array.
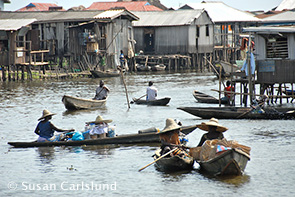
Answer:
[
  {"xmin": 93, "ymin": 86, "xmax": 105, "ymax": 100},
  {"xmin": 138, "ymin": 147, "xmax": 178, "ymax": 172},
  {"xmin": 130, "ymin": 94, "xmax": 147, "ymax": 104},
  {"xmin": 236, "ymin": 101, "xmax": 265, "ymax": 119}
]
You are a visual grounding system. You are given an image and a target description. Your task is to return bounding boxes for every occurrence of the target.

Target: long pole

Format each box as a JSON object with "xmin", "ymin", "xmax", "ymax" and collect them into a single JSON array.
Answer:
[
  {"xmin": 247, "ymin": 33, "xmax": 253, "ymax": 104},
  {"xmin": 120, "ymin": 69, "xmax": 130, "ymax": 109},
  {"xmin": 138, "ymin": 147, "xmax": 177, "ymax": 172}
]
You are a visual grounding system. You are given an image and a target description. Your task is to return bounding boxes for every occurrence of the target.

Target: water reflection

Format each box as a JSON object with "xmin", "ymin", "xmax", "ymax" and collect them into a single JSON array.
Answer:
[
  {"xmin": 36, "ymin": 147, "xmax": 56, "ymax": 173},
  {"xmin": 62, "ymin": 106, "xmax": 108, "ymax": 116},
  {"xmin": 197, "ymin": 169, "xmax": 251, "ymax": 187}
]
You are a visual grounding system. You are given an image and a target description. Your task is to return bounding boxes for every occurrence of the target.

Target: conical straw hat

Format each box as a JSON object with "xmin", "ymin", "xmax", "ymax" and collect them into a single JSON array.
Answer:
[
  {"xmin": 38, "ymin": 109, "xmax": 56, "ymax": 121},
  {"xmin": 197, "ymin": 118, "xmax": 228, "ymax": 132}
]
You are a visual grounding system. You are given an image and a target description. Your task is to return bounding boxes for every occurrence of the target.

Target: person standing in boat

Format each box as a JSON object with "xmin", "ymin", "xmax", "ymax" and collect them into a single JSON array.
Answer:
[
  {"xmin": 34, "ymin": 109, "xmax": 74, "ymax": 142},
  {"xmin": 94, "ymin": 80, "xmax": 110, "ymax": 100},
  {"xmin": 196, "ymin": 118, "xmax": 228, "ymax": 147},
  {"xmin": 86, "ymin": 115, "xmax": 112, "ymax": 139},
  {"xmin": 146, "ymin": 81, "xmax": 157, "ymax": 101},
  {"xmin": 157, "ymin": 118, "xmax": 188, "ymax": 157}
]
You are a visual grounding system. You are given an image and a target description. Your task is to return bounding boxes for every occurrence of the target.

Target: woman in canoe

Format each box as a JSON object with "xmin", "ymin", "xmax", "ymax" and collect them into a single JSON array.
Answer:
[
  {"xmin": 157, "ymin": 118, "xmax": 188, "ymax": 157},
  {"xmin": 197, "ymin": 118, "xmax": 228, "ymax": 147},
  {"xmin": 34, "ymin": 109, "xmax": 74, "ymax": 142},
  {"xmin": 86, "ymin": 115, "xmax": 113, "ymax": 139}
]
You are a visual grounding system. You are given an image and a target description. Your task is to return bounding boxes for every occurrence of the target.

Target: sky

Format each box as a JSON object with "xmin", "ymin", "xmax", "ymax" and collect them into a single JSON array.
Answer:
[{"xmin": 4, "ymin": 0, "xmax": 283, "ymax": 12}]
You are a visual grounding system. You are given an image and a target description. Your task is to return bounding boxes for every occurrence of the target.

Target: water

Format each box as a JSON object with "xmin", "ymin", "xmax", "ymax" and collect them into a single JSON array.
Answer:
[{"xmin": 1, "ymin": 71, "xmax": 295, "ymax": 196}]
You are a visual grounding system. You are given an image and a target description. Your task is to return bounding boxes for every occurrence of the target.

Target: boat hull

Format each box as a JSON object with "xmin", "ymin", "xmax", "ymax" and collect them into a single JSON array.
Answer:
[
  {"xmin": 62, "ymin": 95, "xmax": 107, "ymax": 110},
  {"xmin": 7, "ymin": 125, "xmax": 197, "ymax": 148},
  {"xmin": 133, "ymin": 97, "xmax": 171, "ymax": 106},
  {"xmin": 154, "ymin": 149, "xmax": 194, "ymax": 171},
  {"xmin": 178, "ymin": 106, "xmax": 294, "ymax": 119},
  {"xmin": 197, "ymin": 149, "xmax": 250, "ymax": 176},
  {"xmin": 90, "ymin": 70, "xmax": 120, "ymax": 78},
  {"xmin": 193, "ymin": 90, "xmax": 228, "ymax": 104}
]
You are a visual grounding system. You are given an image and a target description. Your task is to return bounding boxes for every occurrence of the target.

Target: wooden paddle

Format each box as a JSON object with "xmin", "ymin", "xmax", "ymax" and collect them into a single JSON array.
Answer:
[
  {"xmin": 138, "ymin": 147, "xmax": 178, "ymax": 172},
  {"xmin": 130, "ymin": 94, "xmax": 147, "ymax": 104},
  {"xmin": 236, "ymin": 101, "xmax": 265, "ymax": 119}
]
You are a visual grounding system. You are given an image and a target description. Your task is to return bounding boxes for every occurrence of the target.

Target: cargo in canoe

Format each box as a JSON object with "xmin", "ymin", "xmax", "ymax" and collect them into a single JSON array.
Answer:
[
  {"xmin": 153, "ymin": 149, "xmax": 194, "ymax": 172},
  {"xmin": 132, "ymin": 97, "xmax": 171, "ymax": 106},
  {"xmin": 90, "ymin": 70, "xmax": 120, "ymax": 78},
  {"xmin": 7, "ymin": 125, "xmax": 197, "ymax": 148},
  {"xmin": 196, "ymin": 149, "xmax": 250, "ymax": 176},
  {"xmin": 177, "ymin": 106, "xmax": 295, "ymax": 119},
  {"xmin": 193, "ymin": 90, "xmax": 228, "ymax": 104},
  {"xmin": 62, "ymin": 95, "xmax": 107, "ymax": 110}
]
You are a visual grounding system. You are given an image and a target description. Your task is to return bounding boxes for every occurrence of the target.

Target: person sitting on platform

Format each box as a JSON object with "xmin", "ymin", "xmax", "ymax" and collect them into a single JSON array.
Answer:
[
  {"xmin": 146, "ymin": 81, "xmax": 157, "ymax": 101},
  {"xmin": 34, "ymin": 109, "xmax": 74, "ymax": 142},
  {"xmin": 197, "ymin": 118, "xmax": 228, "ymax": 147},
  {"xmin": 86, "ymin": 115, "xmax": 112, "ymax": 139},
  {"xmin": 221, "ymin": 81, "xmax": 235, "ymax": 105}
]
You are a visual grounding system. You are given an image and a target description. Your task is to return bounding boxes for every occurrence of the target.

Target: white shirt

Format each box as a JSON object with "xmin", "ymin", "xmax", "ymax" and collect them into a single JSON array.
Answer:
[
  {"xmin": 146, "ymin": 86, "xmax": 157, "ymax": 101},
  {"xmin": 89, "ymin": 123, "xmax": 108, "ymax": 135},
  {"xmin": 95, "ymin": 86, "xmax": 109, "ymax": 100}
]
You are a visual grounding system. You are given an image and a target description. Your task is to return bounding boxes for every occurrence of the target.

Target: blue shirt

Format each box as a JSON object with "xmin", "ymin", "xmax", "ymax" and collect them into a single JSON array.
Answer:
[{"xmin": 37, "ymin": 121, "xmax": 54, "ymax": 140}]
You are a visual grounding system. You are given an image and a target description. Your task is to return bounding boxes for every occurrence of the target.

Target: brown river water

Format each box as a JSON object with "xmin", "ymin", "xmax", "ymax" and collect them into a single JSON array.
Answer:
[{"xmin": 1, "ymin": 71, "xmax": 294, "ymax": 196}]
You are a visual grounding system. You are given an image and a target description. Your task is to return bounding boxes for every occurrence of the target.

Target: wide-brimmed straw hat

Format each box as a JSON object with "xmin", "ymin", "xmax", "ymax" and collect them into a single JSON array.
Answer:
[
  {"xmin": 157, "ymin": 118, "xmax": 181, "ymax": 134},
  {"xmin": 197, "ymin": 118, "xmax": 228, "ymax": 132},
  {"xmin": 86, "ymin": 115, "xmax": 112, "ymax": 124},
  {"xmin": 38, "ymin": 109, "xmax": 56, "ymax": 121}
]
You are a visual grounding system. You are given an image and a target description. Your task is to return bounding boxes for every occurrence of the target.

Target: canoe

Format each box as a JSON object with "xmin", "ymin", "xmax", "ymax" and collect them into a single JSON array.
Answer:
[
  {"xmin": 153, "ymin": 149, "xmax": 194, "ymax": 172},
  {"xmin": 90, "ymin": 70, "xmax": 120, "ymax": 78},
  {"xmin": 62, "ymin": 95, "xmax": 107, "ymax": 110},
  {"xmin": 132, "ymin": 97, "xmax": 171, "ymax": 106},
  {"xmin": 196, "ymin": 148, "xmax": 250, "ymax": 176},
  {"xmin": 193, "ymin": 90, "xmax": 228, "ymax": 104},
  {"xmin": 151, "ymin": 64, "xmax": 166, "ymax": 71},
  {"xmin": 7, "ymin": 125, "xmax": 197, "ymax": 148},
  {"xmin": 177, "ymin": 106, "xmax": 295, "ymax": 119},
  {"xmin": 214, "ymin": 61, "xmax": 239, "ymax": 78}
]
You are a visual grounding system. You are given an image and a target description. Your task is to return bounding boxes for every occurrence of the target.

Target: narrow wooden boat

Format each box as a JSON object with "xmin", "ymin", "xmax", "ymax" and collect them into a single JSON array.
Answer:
[
  {"xmin": 196, "ymin": 149, "xmax": 250, "ymax": 176},
  {"xmin": 132, "ymin": 97, "xmax": 171, "ymax": 106},
  {"xmin": 151, "ymin": 64, "xmax": 166, "ymax": 71},
  {"xmin": 62, "ymin": 95, "xmax": 107, "ymax": 110},
  {"xmin": 90, "ymin": 70, "xmax": 120, "ymax": 78},
  {"xmin": 7, "ymin": 125, "xmax": 197, "ymax": 148},
  {"xmin": 153, "ymin": 149, "xmax": 194, "ymax": 171},
  {"xmin": 193, "ymin": 90, "xmax": 228, "ymax": 104},
  {"xmin": 177, "ymin": 106, "xmax": 295, "ymax": 119}
]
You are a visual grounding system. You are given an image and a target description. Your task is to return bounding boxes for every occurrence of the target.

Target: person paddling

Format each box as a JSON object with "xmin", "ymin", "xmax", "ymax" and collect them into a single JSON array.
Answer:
[
  {"xmin": 157, "ymin": 118, "xmax": 188, "ymax": 157},
  {"xmin": 146, "ymin": 81, "xmax": 157, "ymax": 101},
  {"xmin": 94, "ymin": 80, "xmax": 110, "ymax": 100},
  {"xmin": 34, "ymin": 109, "xmax": 74, "ymax": 142}
]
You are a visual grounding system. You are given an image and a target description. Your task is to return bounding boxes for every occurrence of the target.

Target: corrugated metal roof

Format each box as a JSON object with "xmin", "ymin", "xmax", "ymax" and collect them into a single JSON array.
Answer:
[
  {"xmin": 86, "ymin": 1, "xmax": 163, "ymax": 11},
  {"xmin": 0, "ymin": 19, "xmax": 36, "ymax": 31},
  {"xmin": 183, "ymin": 1, "xmax": 260, "ymax": 23},
  {"xmin": 132, "ymin": 10, "xmax": 206, "ymax": 27},
  {"xmin": 275, "ymin": 0, "xmax": 295, "ymax": 11},
  {"xmin": 94, "ymin": 9, "xmax": 139, "ymax": 21},
  {"xmin": 243, "ymin": 26, "xmax": 295, "ymax": 33},
  {"xmin": 262, "ymin": 11, "xmax": 295, "ymax": 22},
  {"xmin": 0, "ymin": 11, "xmax": 104, "ymax": 23},
  {"xmin": 16, "ymin": 3, "xmax": 65, "ymax": 12}
]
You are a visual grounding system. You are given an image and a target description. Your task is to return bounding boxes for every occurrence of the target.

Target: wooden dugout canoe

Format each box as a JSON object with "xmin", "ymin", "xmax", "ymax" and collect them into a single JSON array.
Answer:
[
  {"xmin": 7, "ymin": 125, "xmax": 197, "ymax": 148},
  {"xmin": 153, "ymin": 149, "xmax": 194, "ymax": 172},
  {"xmin": 90, "ymin": 70, "xmax": 120, "ymax": 78},
  {"xmin": 133, "ymin": 97, "xmax": 171, "ymax": 106},
  {"xmin": 177, "ymin": 106, "xmax": 295, "ymax": 119},
  {"xmin": 62, "ymin": 95, "xmax": 107, "ymax": 110},
  {"xmin": 193, "ymin": 90, "xmax": 228, "ymax": 104},
  {"xmin": 196, "ymin": 149, "xmax": 250, "ymax": 176}
]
